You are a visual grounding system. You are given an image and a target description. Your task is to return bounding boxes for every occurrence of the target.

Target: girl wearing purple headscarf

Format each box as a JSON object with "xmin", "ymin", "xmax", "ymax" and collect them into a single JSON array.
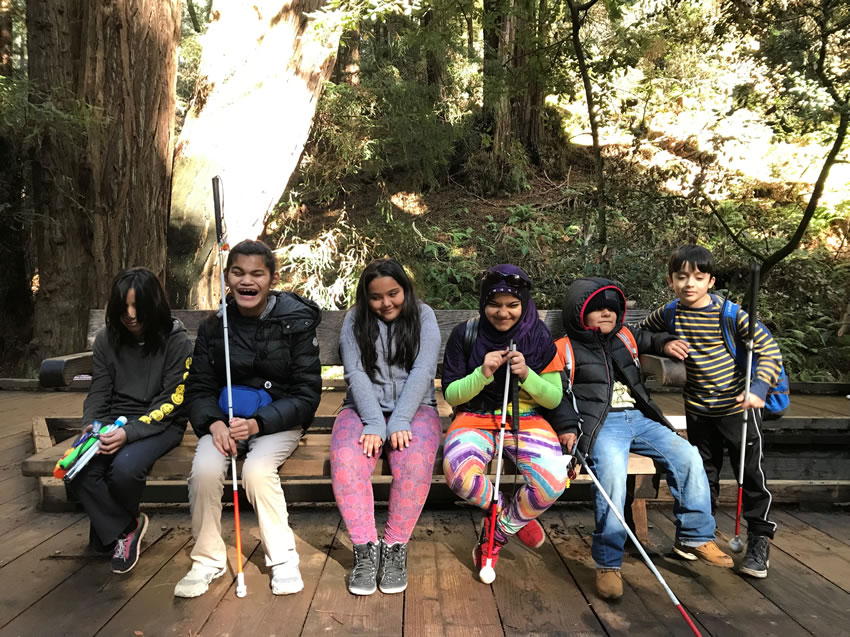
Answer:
[{"xmin": 441, "ymin": 264, "xmax": 568, "ymax": 576}]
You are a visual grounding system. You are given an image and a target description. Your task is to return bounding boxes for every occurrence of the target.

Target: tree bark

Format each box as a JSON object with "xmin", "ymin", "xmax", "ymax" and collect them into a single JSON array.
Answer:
[
  {"xmin": 0, "ymin": 0, "xmax": 33, "ymax": 374},
  {"xmin": 166, "ymin": 0, "xmax": 339, "ymax": 309},
  {"xmin": 490, "ymin": 0, "xmax": 515, "ymax": 155},
  {"xmin": 512, "ymin": 0, "xmax": 544, "ymax": 162},
  {"xmin": 422, "ymin": 10, "xmax": 443, "ymax": 98},
  {"xmin": 27, "ymin": 0, "xmax": 180, "ymax": 358}
]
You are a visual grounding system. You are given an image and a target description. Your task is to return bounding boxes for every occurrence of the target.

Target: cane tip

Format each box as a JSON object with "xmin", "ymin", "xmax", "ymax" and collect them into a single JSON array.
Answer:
[
  {"xmin": 728, "ymin": 537, "xmax": 744, "ymax": 554},
  {"xmin": 479, "ymin": 565, "xmax": 496, "ymax": 584}
]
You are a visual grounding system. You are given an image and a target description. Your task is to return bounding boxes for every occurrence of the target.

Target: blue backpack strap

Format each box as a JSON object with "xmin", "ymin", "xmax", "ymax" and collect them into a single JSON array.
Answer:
[
  {"xmin": 662, "ymin": 299, "xmax": 678, "ymax": 333},
  {"xmin": 717, "ymin": 294, "xmax": 740, "ymax": 361}
]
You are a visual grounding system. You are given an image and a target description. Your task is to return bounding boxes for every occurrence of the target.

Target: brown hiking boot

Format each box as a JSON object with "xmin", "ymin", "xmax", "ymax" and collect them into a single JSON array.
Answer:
[
  {"xmin": 596, "ymin": 568, "xmax": 623, "ymax": 599},
  {"xmin": 675, "ymin": 540, "xmax": 733, "ymax": 567}
]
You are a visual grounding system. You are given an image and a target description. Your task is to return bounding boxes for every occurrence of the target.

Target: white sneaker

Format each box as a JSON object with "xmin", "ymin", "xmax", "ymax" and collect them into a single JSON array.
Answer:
[
  {"xmin": 271, "ymin": 562, "xmax": 304, "ymax": 595},
  {"xmin": 174, "ymin": 562, "xmax": 227, "ymax": 598}
]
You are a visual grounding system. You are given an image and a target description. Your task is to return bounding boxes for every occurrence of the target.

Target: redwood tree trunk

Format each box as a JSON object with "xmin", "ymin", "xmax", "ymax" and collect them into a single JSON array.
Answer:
[
  {"xmin": 166, "ymin": 0, "xmax": 339, "ymax": 309},
  {"xmin": 486, "ymin": 0, "xmax": 515, "ymax": 155},
  {"xmin": 513, "ymin": 0, "xmax": 545, "ymax": 162},
  {"xmin": 27, "ymin": 0, "xmax": 180, "ymax": 359}
]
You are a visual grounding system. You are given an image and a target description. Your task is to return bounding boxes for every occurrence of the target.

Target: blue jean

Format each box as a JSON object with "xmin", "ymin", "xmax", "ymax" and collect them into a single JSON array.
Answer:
[{"xmin": 588, "ymin": 410, "xmax": 715, "ymax": 569}]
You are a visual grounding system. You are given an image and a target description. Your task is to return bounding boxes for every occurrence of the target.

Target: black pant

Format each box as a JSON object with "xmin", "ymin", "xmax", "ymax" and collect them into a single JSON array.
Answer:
[
  {"xmin": 686, "ymin": 409, "xmax": 777, "ymax": 538},
  {"xmin": 67, "ymin": 426, "xmax": 184, "ymax": 545}
]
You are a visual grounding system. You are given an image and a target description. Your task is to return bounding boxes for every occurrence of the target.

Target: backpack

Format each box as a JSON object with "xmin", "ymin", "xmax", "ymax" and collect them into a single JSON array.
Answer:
[{"xmin": 662, "ymin": 294, "xmax": 790, "ymax": 419}]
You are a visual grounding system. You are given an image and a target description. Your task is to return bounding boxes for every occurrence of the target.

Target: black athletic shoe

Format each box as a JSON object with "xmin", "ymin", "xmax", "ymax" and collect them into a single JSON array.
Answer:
[
  {"xmin": 111, "ymin": 513, "xmax": 148, "ymax": 574},
  {"xmin": 739, "ymin": 534, "xmax": 770, "ymax": 578}
]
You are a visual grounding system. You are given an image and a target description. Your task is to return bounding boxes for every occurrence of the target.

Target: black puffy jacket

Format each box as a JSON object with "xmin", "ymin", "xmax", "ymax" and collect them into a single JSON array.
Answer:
[
  {"xmin": 186, "ymin": 291, "xmax": 322, "ymax": 437},
  {"xmin": 543, "ymin": 277, "xmax": 675, "ymax": 455}
]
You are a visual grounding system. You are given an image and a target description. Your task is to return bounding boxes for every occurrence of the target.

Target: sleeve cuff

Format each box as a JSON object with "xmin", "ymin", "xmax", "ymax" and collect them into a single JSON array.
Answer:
[
  {"xmin": 386, "ymin": 420, "xmax": 411, "ymax": 436},
  {"xmin": 361, "ymin": 423, "xmax": 386, "ymax": 440},
  {"xmin": 750, "ymin": 379, "xmax": 770, "ymax": 401}
]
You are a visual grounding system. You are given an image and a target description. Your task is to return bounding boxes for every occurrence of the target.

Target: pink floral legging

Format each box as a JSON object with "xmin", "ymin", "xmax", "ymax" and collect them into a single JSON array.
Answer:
[{"xmin": 330, "ymin": 406, "xmax": 442, "ymax": 545}]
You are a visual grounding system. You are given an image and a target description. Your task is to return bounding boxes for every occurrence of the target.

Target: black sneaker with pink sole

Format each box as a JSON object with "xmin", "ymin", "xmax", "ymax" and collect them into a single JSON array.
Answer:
[{"xmin": 112, "ymin": 513, "xmax": 149, "ymax": 574}]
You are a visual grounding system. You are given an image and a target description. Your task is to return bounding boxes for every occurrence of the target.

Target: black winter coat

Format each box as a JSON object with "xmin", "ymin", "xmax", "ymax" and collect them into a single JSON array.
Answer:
[
  {"xmin": 186, "ymin": 291, "xmax": 322, "ymax": 437},
  {"xmin": 543, "ymin": 277, "xmax": 675, "ymax": 455}
]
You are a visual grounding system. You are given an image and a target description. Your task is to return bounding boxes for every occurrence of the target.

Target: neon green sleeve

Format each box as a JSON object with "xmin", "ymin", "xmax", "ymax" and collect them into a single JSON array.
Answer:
[
  {"xmin": 443, "ymin": 366, "xmax": 494, "ymax": 406},
  {"xmin": 520, "ymin": 370, "xmax": 563, "ymax": 409}
]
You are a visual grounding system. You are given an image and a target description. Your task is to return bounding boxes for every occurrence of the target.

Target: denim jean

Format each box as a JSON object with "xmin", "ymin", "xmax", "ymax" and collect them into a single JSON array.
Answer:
[{"xmin": 588, "ymin": 410, "xmax": 715, "ymax": 569}]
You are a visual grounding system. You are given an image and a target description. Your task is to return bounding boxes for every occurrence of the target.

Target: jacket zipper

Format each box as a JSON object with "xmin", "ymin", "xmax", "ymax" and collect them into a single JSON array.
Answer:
[{"xmin": 588, "ymin": 333, "xmax": 613, "ymax": 453}]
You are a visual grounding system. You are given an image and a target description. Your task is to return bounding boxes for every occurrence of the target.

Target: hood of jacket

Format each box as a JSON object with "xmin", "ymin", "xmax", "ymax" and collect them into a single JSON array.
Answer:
[{"xmin": 561, "ymin": 277, "xmax": 627, "ymax": 344}]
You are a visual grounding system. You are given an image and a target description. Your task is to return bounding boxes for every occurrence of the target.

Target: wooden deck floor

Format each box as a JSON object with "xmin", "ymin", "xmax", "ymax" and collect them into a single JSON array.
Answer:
[{"xmin": 1, "ymin": 390, "xmax": 849, "ymax": 636}]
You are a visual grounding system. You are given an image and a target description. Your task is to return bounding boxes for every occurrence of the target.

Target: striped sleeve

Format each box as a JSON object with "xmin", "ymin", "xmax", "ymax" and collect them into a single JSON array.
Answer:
[
  {"xmin": 734, "ymin": 308, "xmax": 783, "ymax": 400},
  {"xmin": 639, "ymin": 305, "xmax": 669, "ymax": 333}
]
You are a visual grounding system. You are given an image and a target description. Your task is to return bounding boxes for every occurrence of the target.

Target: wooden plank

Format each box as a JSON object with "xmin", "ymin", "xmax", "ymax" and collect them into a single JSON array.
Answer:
[
  {"xmin": 301, "ymin": 511, "xmax": 404, "ymax": 636},
  {"xmin": 786, "ymin": 509, "xmax": 850, "ymax": 546},
  {"xmin": 404, "ymin": 509, "xmax": 504, "ymax": 637},
  {"xmin": 0, "ymin": 431, "xmax": 30, "ymax": 453},
  {"xmin": 201, "ymin": 510, "xmax": 339, "ymax": 636},
  {"xmin": 95, "ymin": 516, "xmax": 256, "ymax": 637},
  {"xmin": 652, "ymin": 508, "xmax": 810, "ymax": 637},
  {"xmin": 32, "ymin": 416, "xmax": 54, "ymax": 453},
  {"xmin": 0, "ymin": 473, "xmax": 36, "ymax": 505},
  {"xmin": 765, "ymin": 508, "xmax": 850, "ymax": 593},
  {"xmin": 0, "ymin": 518, "xmax": 94, "ymax": 627},
  {"xmin": 23, "ymin": 434, "xmax": 656, "ymax": 481},
  {"xmin": 544, "ymin": 505, "xmax": 697, "ymax": 637},
  {"xmin": 0, "ymin": 437, "xmax": 32, "ymax": 465},
  {"xmin": 713, "ymin": 509, "xmax": 850, "ymax": 635},
  {"xmin": 0, "ymin": 510, "xmax": 85, "ymax": 568},
  {"xmin": 784, "ymin": 394, "xmax": 848, "ymax": 417},
  {"xmin": 490, "ymin": 506, "xmax": 606, "ymax": 636},
  {"xmin": 2, "ymin": 523, "xmax": 185, "ymax": 636}
]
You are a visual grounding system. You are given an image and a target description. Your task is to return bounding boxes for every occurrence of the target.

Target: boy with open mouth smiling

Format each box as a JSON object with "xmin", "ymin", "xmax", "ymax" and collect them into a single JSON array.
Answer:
[{"xmin": 176, "ymin": 240, "xmax": 322, "ymax": 599}]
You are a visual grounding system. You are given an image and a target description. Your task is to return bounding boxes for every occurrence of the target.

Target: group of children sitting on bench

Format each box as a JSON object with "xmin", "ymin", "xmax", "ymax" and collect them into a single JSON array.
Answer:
[{"xmin": 70, "ymin": 241, "xmax": 783, "ymax": 601}]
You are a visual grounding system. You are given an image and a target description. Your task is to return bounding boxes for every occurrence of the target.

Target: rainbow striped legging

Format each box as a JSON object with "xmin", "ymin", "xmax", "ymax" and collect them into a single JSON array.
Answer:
[{"xmin": 442, "ymin": 414, "xmax": 568, "ymax": 536}]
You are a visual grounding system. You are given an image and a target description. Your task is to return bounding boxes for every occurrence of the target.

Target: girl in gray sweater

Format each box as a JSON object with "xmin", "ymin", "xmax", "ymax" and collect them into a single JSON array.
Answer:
[{"xmin": 330, "ymin": 259, "xmax": 442, "ymax": 596}]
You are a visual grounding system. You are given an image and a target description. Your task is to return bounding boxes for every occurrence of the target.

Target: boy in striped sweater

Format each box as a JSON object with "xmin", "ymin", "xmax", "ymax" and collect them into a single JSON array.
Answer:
[{"xmin": 641, "ymin": 245, "xmax": 783, "ymax": 579}]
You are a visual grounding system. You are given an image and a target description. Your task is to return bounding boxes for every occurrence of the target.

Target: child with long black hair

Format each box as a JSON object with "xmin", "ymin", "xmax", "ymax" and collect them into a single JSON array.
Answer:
[
  {"xmin": 175, "ymin": 240, "xmax": 322, "ymax": 599},
  {"xmin": 441, "ymin": 264, "xmax": 568, "ymax": 576},
  {"xmin": 69, "ymin": 267, "xmax": 193, "ymax": 574},
  {"xmin": 330, "ymin": 259, "xmax": 442, "ymax": 596}
]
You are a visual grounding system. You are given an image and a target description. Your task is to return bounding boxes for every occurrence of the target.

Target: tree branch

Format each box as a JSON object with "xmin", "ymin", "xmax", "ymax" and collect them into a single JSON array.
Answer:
[
  {"xmin": 761, "ymin": 109, "xmax": 850, "ymax": 276},
  {"xmin": 701, "ymin": 194, "xmax": 767, "ymax": 262},
  {"xmin": 186, "ymin": 0, "xmax": 202, "ymax": 33}
]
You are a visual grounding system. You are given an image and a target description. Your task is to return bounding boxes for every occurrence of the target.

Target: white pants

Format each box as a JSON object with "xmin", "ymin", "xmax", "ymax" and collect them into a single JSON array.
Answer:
[{"xmin": 188, "ymin": 430, "xmax": 302, "ymax": 569}]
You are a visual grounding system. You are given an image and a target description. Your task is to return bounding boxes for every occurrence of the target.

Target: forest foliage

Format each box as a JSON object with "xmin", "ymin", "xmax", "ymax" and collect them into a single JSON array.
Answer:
[{"xmin": 0, "ymin": 0, "xmax": 848, "ymax": 381}]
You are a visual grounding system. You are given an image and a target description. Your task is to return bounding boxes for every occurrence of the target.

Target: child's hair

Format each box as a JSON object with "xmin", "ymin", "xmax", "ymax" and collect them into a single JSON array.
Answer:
[
  {"xmin": 353, "ymin": 259, "xmax": 422, "ymax": 382},
  {"xmin": 668, "ymin": 245, "xmax": 715, "ymax": 276},
  {"xmin": 226, "ymin": 239, "xmax": 277, "ymax": 274},
  {"xmin": 105, "ymin": 267, "xmax": 173, "ymax": 354}
]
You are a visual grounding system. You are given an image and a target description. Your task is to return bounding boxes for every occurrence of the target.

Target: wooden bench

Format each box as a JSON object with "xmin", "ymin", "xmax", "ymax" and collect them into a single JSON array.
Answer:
[{"xmin": 27, "ymin": 307, "xmax": 676, "ymax": 541}]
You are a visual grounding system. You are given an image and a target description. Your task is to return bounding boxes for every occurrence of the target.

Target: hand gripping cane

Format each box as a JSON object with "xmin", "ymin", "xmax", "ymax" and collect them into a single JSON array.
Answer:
[
  {"xmin": 478, "ymin": 341, "xmax": 515, "ymax": 584},
  {"xmin": 212, "ymin": 176, "xmax": 247, "ymax": 598},
  {"xmin": 573, "ymin": 445, "xmax": 702, "ymax": 637},
  {"xmin": 729, "ymin": 263, "xmax": 760, "ymax": 555}
]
